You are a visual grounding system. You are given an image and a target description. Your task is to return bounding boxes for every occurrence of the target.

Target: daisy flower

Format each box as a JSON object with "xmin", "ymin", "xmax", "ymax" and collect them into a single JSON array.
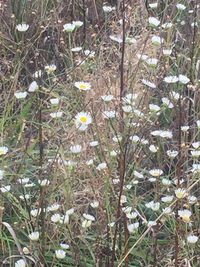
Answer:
[
  {"xmin": 74, "ymin": 81, "xmax": 91, "ymax": 91},
  {"xmin": 16, "ymin": 23, "xmax": 29, "ymax": 32},
  {"xmin": 75, "ymin": 112, "xmax": 92, "ymax": 131}
]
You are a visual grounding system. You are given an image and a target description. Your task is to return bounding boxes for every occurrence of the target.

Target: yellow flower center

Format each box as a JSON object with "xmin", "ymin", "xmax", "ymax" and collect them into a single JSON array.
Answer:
[
  {"xmin": 79, "ymin": 84, "xmax": 87, "ymax": 90},
  {"xmin": 80, "ymin": 116, "xmax": 87, "ymax": 123},
  {"xmin": 0, "ymin": 149, "xmax": 5, "ymax": 155},
  {"xmin": 176, "ymin": 192, "xmax": 184, "ymax": 199},
  {"xmin": 181, "ymin": 215, "xmax": 191, "ymax": 223}
]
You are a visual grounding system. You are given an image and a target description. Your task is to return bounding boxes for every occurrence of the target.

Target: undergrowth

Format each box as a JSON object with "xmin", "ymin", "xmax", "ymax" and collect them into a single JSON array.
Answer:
[{"xmin": 0, "ymin": 0, "xmax": 200, "ymax": 266}]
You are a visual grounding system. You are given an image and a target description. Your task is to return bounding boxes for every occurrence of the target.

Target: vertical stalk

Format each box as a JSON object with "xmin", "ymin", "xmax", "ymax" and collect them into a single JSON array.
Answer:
[
  {"xmin": 174, "ymin": 91, "xmax": 182, "ymax": 267},
  {"xmin": 111, "ymin": 0, "xmax": 126, "ymax": 266},
  {"xmin": 38, "ymin": 89, "xmax": 46, "ymax": 265}
]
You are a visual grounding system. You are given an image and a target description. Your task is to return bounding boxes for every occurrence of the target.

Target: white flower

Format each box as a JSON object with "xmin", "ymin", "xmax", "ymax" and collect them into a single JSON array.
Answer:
[
  {"xmin": 28, "ymin": 231, "xmax": 39, "ymax": 241},
  {"xmin": 149, "ymin": 3, "xmax": 158, "ymax": 9},
  {"xmin": 163, "ymin": 207, "xmax": 172, "ymax": 214},
  {"xmin": 55, "ymin": 249, "xmax": 66, "ymax": 259},
  {"xmin": 126, "ymin": 211, "xmax": 138, "ymax": 219},
  {"xmin": 176, "ymin": 4, "xmax": 186, "ymax": 10},
  {"xmin": 123, "ymin": 93, "xmax": 137, "ymax": 104},
  {"xmin": 109, "ymin": 35, "xmax": 123, "ymax": 43},
  {"xmin": 125, "ymin": 37, "xmax": 137, "ymax": 44},
  {"xmin": 145, "ymin": 58, "xmax": 158, "ymax": 67},
  {"xmin": 65, "ymin": 208, "xmax": 75, "ymax": 216},
  {"xmin": 90, "ymin": 141, "xmax": 98, "ymax": 147},
  {"xmin": 74, "ymin": 81, "xmax": 91, "ymax": 91},
  {"xmin": 15, "ymin": 259, "xmax": 26, "ymax": 267},
  {"xmin": 63, "ymin": 23, "xmax": 75, "ymax": 32},
  {"xmin": 196, "ymin": 120, "xmax": 200, "ymax": 129},
  {"xmin": 0, "ymin": 185, "xmax": 11, "ymax": 193},
  {"xmin": 90, "ymin": 201, "xmax": 99, "ymax": 208},
  {"xmin": 103, "ymin": 5, "xmax": 115, "ymax": 13},
  {"xmin": 142, "ymin": 79, "xmax": 156, "ymax": 89},
  {"xmin": 45, "ymin": 64, "xmax": 57, "ymax": 74},
  {"xmin": 71, "ymin": 47, "xmax": 82, "ymax": 52},
  {"xmin": 122, "ymin": 105, "xmax": 133, "ymax": 113},
  {"xmin": 148, "ymin": 17, "xmax": 160, "ymax": 27},
  {"xmin": 15, "ymin": 91, "xmax": 28, "ymax": 99},
  {"xmin": 0, "ymin": 146, "xmax": 8, "ymax": 155},
  {"xmin": 38, "ymin": 179, "xmax": 50, "ymax": 186},
  {"xmin": 161, "ymin": 196, "xmax": 174, "ymax": 203},
  {"xmin": 86, "ymin": 159, "xmax": 94, "ymax": 165},
  {"xmin": 170, "ymin": 91, "xmax": 180, "ymax": 100},
  {"xmin": 19, "ymin": 194, "xmax": 30, "ymax": 200},
  {"xmin": 151, "ymin": 35, "xmax": 163, "ymax": 45},
  {"xmin": 149, "ymin": 177, "xmax": 156, "ymax": 182},
  {"xmin": 178, "ymin": 74, "xmax": 190, "ymax": 84},
  {"xmin": 127, "ymin": 222, "xmax": 139, "ymax": 233},
  {"xmin": 50, "ymin": 111, "xmax": 63, "ymax": 118},
  {"xmin": 162, "ymin": 97, "xmax": 174, "ymax": 108},
  {"xmin": 167, "ymin": 150, "xmax": 178, "ymax": 158},
  {"xmin": 164, "ymin": 75, "xmax": 179, "ymax": 83},
  {"xmin": 75, "ymin": 112, "xmax": 92, "ymax": 131},
  {"xmin": 82, "ymin": 219, "xmax": 92, "ymax": 228},
  {"xmin": 149, "ymin": 145, "xmax": 158, "ymax": 153},
  {"xmin": 30, "ymin": 208, "xmax": 41, "ymax": 217},
  {"xmin": 141, "ymin": 138, "xmax": 149, "ymax": 145},
  {"xmin": 96, "ymin": 162, "xmax": 107, "ymax": 171},
  {"xmin": 60, "ymin": 214, "xmax": 69, "ymax": 224},
  {"xmin": 181, "ymin": 126, "xmax": 189, "ymax": 132},
  {"xmin": 147, "ymin": 221, "xmax": 157, "ymax": 227},
  {"xmin": 25, "ymin": 182, "xmax": 35, "ymax": 188},
  {"xmin": 72, "ymin": 21, "xmax": 83, "ymax": 28},
  {"xmin": 60, "ymin": 243, "xmax": 70, "ymax": 249},
  {"xmin": 84, "ymin": 50, "xmax": 95, "ymax": 58},
  {"xmin": 22, "ymin": 247, "xmax": 30, "ymax": 254},
  {"xmin": 51, "ymin": 213, "xmax": 61, "ymax": 223},
  {"xmin": 47, "ymin": 203, "xmax": 60, "ymax": 212},
  {"xmin": 28, "ymin": 81, "xmax": 38, "ymax": 92},
  {"xmin": 175, "ymin": 188, "xmax": 186, "ymax": 199},
  {"xmin": 149, "ymin": 104, "xmax": 160, "ymax": 112},
  {"xmin": 188, "ymin": 195, "xmax": 197, "ymax": 204},
  {"xmin": 103, "ymin": 110, "xmax": 116, "ymax": 119},
  {"xmin": 33, "ymin": 70, "xmax": 42, "ymax": 78},
  {"xmin": 191, "ymin": 150, "xmax": 200, "ymax": 157},
  {"xmin": 149, "ymin": 169, "xmax": 163, "ymax": 177},
  {"xmin": 122, "ymin": 206, "xmax": 132, "ymax": 214},
  {"xmin": 192, "ymin": 163, "xmax": 200, "ymax": 173},
  {"xmin": 163, "ymin": 49, "xmax": 172, "ymax": 56},
  {"xmin": 101, "ymin": 95, "xmax": 114, "ymax": 102},
  {"xmin": 192, "ymin": 141, "xmax": 200, "ymax": 149},
  {"xmin": 133, "ymin": 170, "xmax": 144, "ymax": 179},
  {"xmin": 162, "ymin": 22, "xmax": 173, "ymax": 29},
  {"xmin": 178, "ymin": 209, "xmax": 192, "ymax": 223},
  {"xmin": 151, "ymin": 130, "xmax": 173, "ymax": 139},
  {"xmin": 110, "ymin": 150, "xmax": 117, "ymax": 157},
  {"xmin": 16, "ymin": 23, "xmax": 29, "ymax": 32},
  {"xmin": 120, "ymin": 195, "xmax": 127, "ymax": 204},
  {"xmin": 145, "ymin": 201, "xmax": 160, "ymax": 211},
  {"xmin": 162, "ymin": 178, "xmax": 172, "ymax": 186},
  {"xmin": 70, "ymin": 145, "xmax": 82, "ymax": 153},
  {"xmin": 130, "ymin": 135, "xmax": 140, "ymax": 143},
  {"xmin": 133, "ymin": 109, "xmax": 144, "ymax": 117},
  {"xmin": 50, "ymin": 98, "xmax": 59, "ymax": 105},
  {"xmin": 108, "ymin": 222, "xmax": 115, "ymax": 228},
  {"xmin": 0, "ymin": 170, "xmax": 4, "ymax": 180},
  {"xmin": 137, "ymin": 53, "xmax": 148, "ymax": 60},
  {"xmin": 83, "ymin": 213, "xmax": 95, "ymax": 221},
  {"xmin": 187, "ymin": 235, "xmax": 198, "ymax": 244}
]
